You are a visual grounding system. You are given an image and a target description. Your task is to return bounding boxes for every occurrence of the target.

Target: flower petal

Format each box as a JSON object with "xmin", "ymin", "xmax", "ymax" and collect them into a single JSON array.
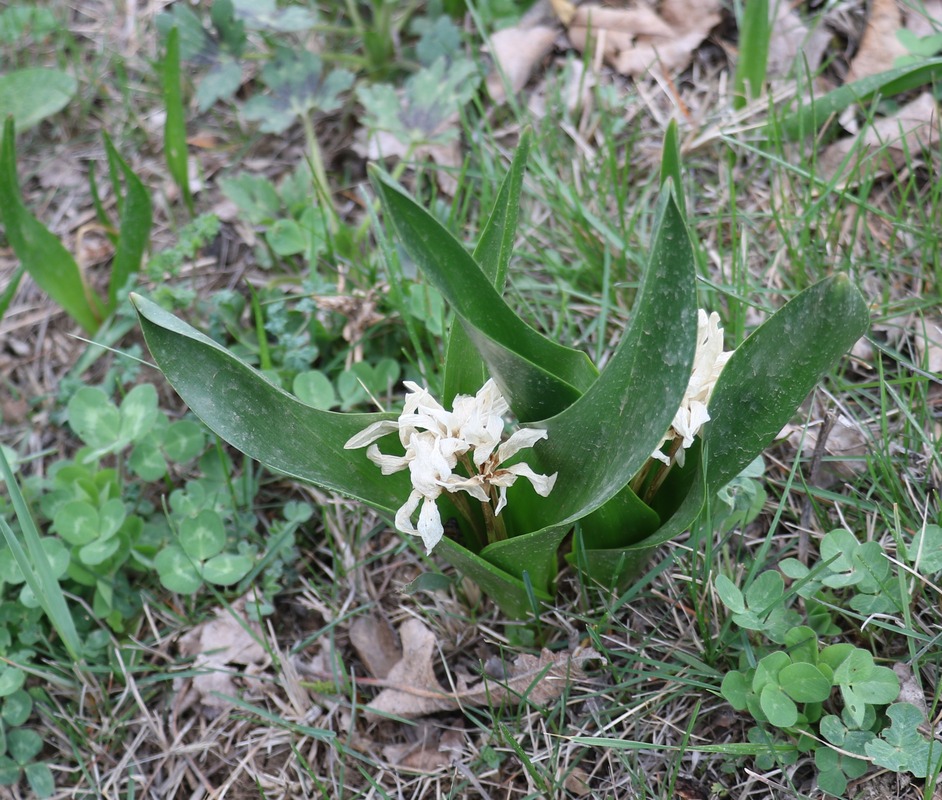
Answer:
[
  {"xmin": 496, "ymin": 427, "xmax": 547, "ymax": 462},
  {"xmin": 365, "ymin": 444, "xmax": 410, "ymax": 475},
  {"xmin": 344, "ymin": 420, "xmax": 400, "ymax": 449},
  {"xmin": 417, "ymin": 495, "xmax": 445, "ymax": 553},
  {"xmin": 394, "ymin": 490, "xmax": 422, "ymax": 536}
]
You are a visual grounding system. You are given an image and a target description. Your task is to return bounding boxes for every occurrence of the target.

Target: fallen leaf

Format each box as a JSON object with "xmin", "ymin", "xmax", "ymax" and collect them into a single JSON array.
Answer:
[
  {"xmin": 176, "ymin": 595, "xmax": 270, "ymax": 716},
  {"xmin": 913, "ymin": 316, "xmax": 942, "ymax": 374},
  {"xmin": 349, "ymin": 612, "xmax": 401, "ymax": 679},
  {"xmin": 566, "ymin": 0, "xmax": 721, "ymax": 78},
  {"xmin": 782, "ymin": 413, "xmax": 869, "ymax": 484},
  {"xmin": 485, "ymin": 24, "xmax": 558, "ymax": 104},
  {"xmin": 846, "ymin": 0, "xmax": 907, "ymax": 82},
  {"xmin": 355, "ymin": 127, "xmax": 462, "ymax": 195},
  {"xmin": 766, "ymin": 2, "xmax": 831, "ymax": 79},
  {"xmin": 893, "ymin": 663, "xmax": 929, "ymax": 718},
  {"xmin": 817, "ymin": 92, "xmax": 940, "ymax": 184},
  {"xmin": 366, "ymin": 618, "xmax": 600, "ymax": 719}
]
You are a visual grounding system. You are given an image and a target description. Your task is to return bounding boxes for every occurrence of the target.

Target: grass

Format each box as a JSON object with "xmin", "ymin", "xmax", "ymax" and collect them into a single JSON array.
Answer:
[{"xmin": 1, "ymin": 1, "xmax": 941, "ymax": 798}]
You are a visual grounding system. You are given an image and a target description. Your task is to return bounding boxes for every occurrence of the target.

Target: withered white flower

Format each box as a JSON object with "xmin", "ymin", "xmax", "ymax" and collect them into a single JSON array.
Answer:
[
  {"xmin": 344, "ymin": 379, "xmax": 557, "ymax": 553},
  {"xmin": 652, "ymin": 309, "xmax": 733, "ymax": 467}
]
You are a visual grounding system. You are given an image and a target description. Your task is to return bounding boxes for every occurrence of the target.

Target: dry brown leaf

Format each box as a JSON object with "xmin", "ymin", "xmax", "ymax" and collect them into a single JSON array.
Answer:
[
  {"xmin": 566, "ymin": 0, "xmax": 721, "ymax": 77},
  {"xmin": 176, "ymin": 595, "xmax": 270, "ymax": 716},
  {"xmin": 782, "ymin": 414, "xmax": 869, "ymax": 484},
  {"xmin": 913, "ymin": 316, "xmax": 942, "ymax": 374},
  {"xmin": 355, "ymin": 127, "xmax": 461, "ymax": 194},
  {"xmin": 485, "ymin": 24, "xmax": 559, "ymax": 104},
  {"xmin": 366, "ymin": 618, "xmax": 600, "ymax": 719},
  {"xmin": 893, "ymin": 663, "xmax": 929, "ymax": 718},
  {"xmin": 817, "ymin": 92, "xmax": 940, "ymax": 184},
  {"xmin": 349, "ymin": 612, "xmax": 401, "ymax": 679},
  {"xmin": 847, "ymin": 0, "xmax": 912, "ymax": 81},
  {"xmin": 766, "ymin": 2, "xmax": 831, "ymax": 79}
]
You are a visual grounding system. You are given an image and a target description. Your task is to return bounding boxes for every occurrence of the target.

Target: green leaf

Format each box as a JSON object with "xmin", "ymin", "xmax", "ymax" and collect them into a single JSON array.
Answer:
[
  {"xmin": 53, "ymin": 501, "xmax": 99, "ymax": 546},
  {"xmin": 779, "ymin": 662, "xmax": 832, "ymax": 703},
  {"xmin": 443, "ymin": 130, "xmax": 530, "ymax": 406},
  {"xmin": 905, "ymin": 524, "xmax": 942, "ymax": 573},
  {"xmin": 7, "ymin": 727, "xmax": 41, "ymax": 764},
  {"xmin": 201, "ymin": 552, "xmax": 253, "ymax": 585},
  {"xmin": 119, "ymin": 383, "xmax": 160, "ymax": 442},
  {"xmin": 293, "ymin": 370, "xmax": 337, "ymax": 410},
  {"xmin": 714, "ymin": 575, "xmax": 746, "ymax": 614},
  {"xmin": 242, "ymin": 49, "xmax": 354, "ymax": 134},
  {"xmin": 0, "ymin": 118, "xmax": 102, "ymax": 331},
  {"xmin": 2, "ymin": 690, "xmax": 32, "ymax": 727},
  {"xmin": 866, "ymin": 703, "xmax": 942, "ymax": 778},
  {"xmin": 67, "ymin": 387, "xmax": 121, "ymax": 450},
  {"xmin": 777, "ymin": 58, "xmax": 942, "ymax": 140},
  {"xmin": 24, "ymin": 762, "xmax": 54, "ymax": 798},
  {"xmin": 162, "ymin": 26, "xmax": 192, "ymax": 213},
  {"xmin": 0, "ymin": 68, "xmax": 76, "ymax": 130},
  {"xmin": 131, "ymin": 293, "xmax": 408, "ymax": 514},
  {"xmin": 102, "ymin": 132, "xmax": 152, "ymax": 308},
  {"xmin": 129, "ymin": 437, "xmax": 168, "ymax": 481},
  {"xmin": 163, "ymin": 419, "xmax": 206, "ymax": 462},
  {"xmin": 733, "ymin": 0, "xmax": 770, "ymax": 109},
  {"xmin": 603, "ymin": 273, "xmax": 869, "ymax": 576},
  {"xmin": 721, "ymin": 670, "xmax": 753, "ymax": 710},
  {"xmin": 78, "ymin": 535, "xmax": 122, "ymax": 566},
  {"xmin": 155, "ymin": 545, "xmax": 202, "ymax": 595},
  {"xmin": 0, "ymin": 667, "xmax": 25, "ymax": 698},
  {"xmin": 180, "ymin": 510, "xmax": 226, "ymax": 561},
  {"xmin": 759, "ymin": 684, "xmax": 798, "ymax": 728},
  {"xmin": 0, "ymin": 756, "xmax": 18, "ymax": 785},
  {"xmin": 659, "ymin": 119, "xmax": 685, "ymax": 219},
  {"xmin": 267, "ymin": 218, "xmax": 307, "ymax": 256},
  {"xmin": 534, "ymin": 184, "xmax": 697, "ymax": 531},
  {"xmin": 372, "ymin": 170, "xmax": 598, "ymax": 421}
]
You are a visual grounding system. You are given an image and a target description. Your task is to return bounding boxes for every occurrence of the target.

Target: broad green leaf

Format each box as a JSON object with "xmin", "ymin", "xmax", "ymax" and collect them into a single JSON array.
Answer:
[
  {"xmin": 155, "ymin": 545, "xmax": 202, "ymax": 595},
  {"xmin": 131, "ymin": 293, "xmax": 409, "ymax": 512},
  {"xmin": 163, "ymin": 419, "xmax": 206, "ymax": 462},
  {"xmin": 78, "ymin": 535, "xmax": 122, "ymax": 566},
  {"xmin": 584, "ymin": 273, "xmax": 870, "ymax": 585},
  {"xmin": 720, "ymin": 670, "xmax": 753, "ymax": 710},
  {"xmin": 24, "ymin": 762, "xmax": 54, "ymax": 799},
  {"xmin": 2, "ymin": 690, "xmax": 32, "ymax": 727},
  {"xmin": 0, "ymin": 667, "xmax": 25, "ymax": 698},
  {"xmin": 372, "ymin": 171, "xmax": 598, "ymax": 421},
  {"xmin": 442, "ymin": 131, "xmax": 530, "ymax": 406},
  {"xmin": 119, "ymin": 383, "xmax": 160, "ymax": 442},
  {"xmin": 102, "ymin": 132, "xmax": 152, "ymax": 308},
  {"xmin": 779, "ymin": 662, "xmax": 831, "ymax": 703},
  {"xmin": 0, "ymin": 118, "xmax": 102, "ymax": 331},
  {"xmin": 53, "ymin": 501, "xmax": 99, "ymax": 546},
  {"xmin": 905, "ymin": 524, "xmax": 942, "ymax": 573},
  {"xmin": 180, "ymin": 510, "xmax": 226, "ymax": 561},
  {"xmin": 201, "ymin": 552, "xmax": 253, "ymax": 585},
  {"xmin": 0, "ymin": 757, "xmax": 17, "ymax": 785},
  {"xmin": 866, "ymin": 703, "xmax": 942, "ymax": 778},
  {"xmin": 293, "ymin": 370, "xmax": 337, "ymax": 410},
  {"xmin": 714, "ymin": 575, "xmax": 746, "ymax": 614},
  {"xmin": 777, "ymin": 58, "xmax": 942, "ymax": 139},
  {"xmin": 0, "ymin": 68, "xmax": 76, "ymax": 130},
  {"xmin": 434, "ymin": 537, "xmax": 552, "ymax": 618},
  {"xmin": 7, "ymin": 727, "xmax": 42, "ymax": 764},
  {"xmin": 760, "ymin": 683, "xmax": 798, "ymax": 728},
  {"xmin": 532, "ymin": 183, "xmax": 697, "ymax": 531},
  {"xmin": 129, "ymin": 437, "xmax": 168, "ymax": 480},
  {"xmin": 267, "ymin": 217, "xmax": 307, "ymax": 256},
  {"xmin": 67, "ymin": 387, "xmax": 120, "ymax": 450}
]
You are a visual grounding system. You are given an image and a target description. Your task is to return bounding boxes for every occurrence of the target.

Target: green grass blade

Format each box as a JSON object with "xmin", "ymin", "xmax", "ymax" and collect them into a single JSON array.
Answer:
[
  {"xmin": 103, "ymin": 132, "xmax": 152, "ymax": 310},
  {"xmin": 0, "ymin": 265, "xmax": 24, "ymax": 323},
  {"xmin": 0, "ymin": 118, "xmax": 102, "ymax": 332},
  {"xmin": 776, "ymin": 58, "xmax": 942, "ymax": 140},
  {"xmin": 162, "ymin": 26, "xmax": 193, "ymax": 214},
  {"xmin": 0, "ymin": 447, "xmax": 82, "ymax": 663},
  {"xmin": 734, "ymin": 0, "xmax": 770, "ymax": 110}
]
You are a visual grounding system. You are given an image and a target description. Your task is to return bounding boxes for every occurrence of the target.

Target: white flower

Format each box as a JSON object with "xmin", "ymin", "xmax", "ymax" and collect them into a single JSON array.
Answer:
[
  {"xmin": 652, "ymin": 309, "xmax": 733, "ymax": 467},
  {"xmin": 344, "ymin": 379, "xmax": 556, "ymax": 553}
]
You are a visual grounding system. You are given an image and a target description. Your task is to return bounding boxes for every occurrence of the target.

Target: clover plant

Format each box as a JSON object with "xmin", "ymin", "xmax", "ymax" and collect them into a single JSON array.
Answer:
[
  {"xmin": 130, "ymin": 127, "xmax": 869, "ymax": 617},
  {"xmin": 718, "ymin": 557, "xmax": 942, "ymax": 797}
]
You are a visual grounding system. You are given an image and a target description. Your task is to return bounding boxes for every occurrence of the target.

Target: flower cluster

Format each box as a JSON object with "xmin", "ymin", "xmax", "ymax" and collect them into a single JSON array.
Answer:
[
  {"xmin": 652, "ymin": 309, "xmax": 733, "ymax": 467},
  {"xmin": 344, "ymin": 380, "xmax": 557, "ymax": 554}
]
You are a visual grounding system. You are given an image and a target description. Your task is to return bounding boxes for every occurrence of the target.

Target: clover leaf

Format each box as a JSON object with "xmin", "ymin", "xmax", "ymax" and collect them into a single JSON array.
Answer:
[{"xmin": 866, "ymin": 702, "xmax": 942, "ymax": 778}]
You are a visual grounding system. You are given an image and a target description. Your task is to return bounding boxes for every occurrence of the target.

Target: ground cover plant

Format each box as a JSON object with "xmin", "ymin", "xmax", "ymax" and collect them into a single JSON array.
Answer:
[{"xmin": 1, "ymin": 1, "xmax": 941, "ymax": 798}]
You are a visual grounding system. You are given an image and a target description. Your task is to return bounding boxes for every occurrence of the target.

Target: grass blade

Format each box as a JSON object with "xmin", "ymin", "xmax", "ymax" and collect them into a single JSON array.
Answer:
[{"xmin": 162, "ymin": 26, "xmax": 193, "ymax": 214}]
